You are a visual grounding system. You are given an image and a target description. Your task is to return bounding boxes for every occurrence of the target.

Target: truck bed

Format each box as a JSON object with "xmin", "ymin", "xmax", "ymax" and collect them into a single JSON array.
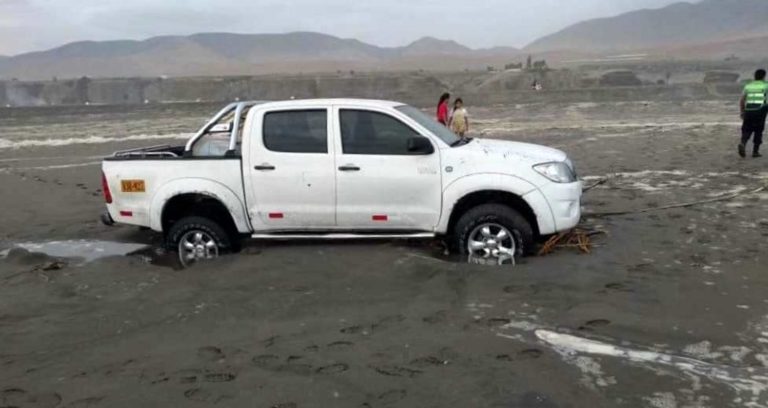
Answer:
[{"xmin": 107, "ymin": 144, "xmax": 187, "ymax": 160}]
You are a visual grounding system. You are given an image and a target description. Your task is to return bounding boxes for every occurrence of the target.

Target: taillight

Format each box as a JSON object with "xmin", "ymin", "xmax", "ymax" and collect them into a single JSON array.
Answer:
[{"xmin": 101, "ymin": 172, "xmax": 113, "ymax": 204}]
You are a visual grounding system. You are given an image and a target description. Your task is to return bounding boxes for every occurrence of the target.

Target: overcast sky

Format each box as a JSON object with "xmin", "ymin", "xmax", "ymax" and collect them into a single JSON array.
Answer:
[{"xmin": 0, "ymin": 0, "xmax": 690, "ymax": 56}]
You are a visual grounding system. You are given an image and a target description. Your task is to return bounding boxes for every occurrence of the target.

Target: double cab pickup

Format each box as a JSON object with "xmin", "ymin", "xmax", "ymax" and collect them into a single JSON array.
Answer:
[{"xmin": 101, "ymin": 99, "xmax": 582, "ymax": 266}]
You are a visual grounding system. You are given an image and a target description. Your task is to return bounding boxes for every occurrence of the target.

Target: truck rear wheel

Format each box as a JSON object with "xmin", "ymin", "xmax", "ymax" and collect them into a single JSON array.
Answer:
[
  {"xmin": 452, "ymin": 204, "xmax": 534, "ymax": 264},
  {"xmin": 166, "ymin": 216, "xmax": 231, "ymax": 268}
]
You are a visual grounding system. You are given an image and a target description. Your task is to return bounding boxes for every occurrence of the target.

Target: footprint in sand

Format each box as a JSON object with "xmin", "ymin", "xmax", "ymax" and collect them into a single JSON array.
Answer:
[
  {"xmin": 203, "ymin": 372, "xmax": 236, "ymax": 383},
  {"xmin": 371, "ymin": 365, "xmax": 422, "ymax": 378},
  {"xmin": 271, "ymin": 403, "xmax": 297, "ymax": 408},
  {"xmin": 603, "ymin": 282, "xmax": 635, "ymax": 293},
  {"xmin": 62, "ymin": 397, "xmax": 104, "ymax": 408},
  {"xmin": 1, "ymin": 388, "xmax": 62, "ymax": 408},
  {"xmin": 197, "ymin": 346, "xmax": 225, "ymax": 362},
  {"xmin": 496, "ymin": 348, "xmax": 544, "ymax": 362},
  {"xmin": 579, "ymin": 319, "xmax": 611, "ymax": 331},
  {"xmin": 377, "ymin": 389, "xmax": 407, "ymax": 404},
  {"xmin": 485, "ymin": 317, "xmax": 512, "ymax": 327},
  {"xmin": 422, "ymin": 310, "xmax": 448, "ymax": 324},
  {"xmin": 409, "ymin": 356, "xmax": 448, "ymax": 367},
  {"xmin": 326, "ymin": 341, "xmax": 354, "ymax": 351},
  {"xmin": 184, "ymin": 388, "xmax": 231, "ymax": 404},
  {"xmin": 315, "ymin": 363, "xmax": 349, "ymax": 375},
  {"xmin": 251, "ymin": 354, "xmax": 281, "ymax": 370}
]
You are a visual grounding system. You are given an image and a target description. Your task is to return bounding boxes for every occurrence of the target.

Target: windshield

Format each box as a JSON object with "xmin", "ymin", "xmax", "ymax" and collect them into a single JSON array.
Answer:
[{"xmin": 396, "ymin": 105, "xmax": 461, "ymax": 146}]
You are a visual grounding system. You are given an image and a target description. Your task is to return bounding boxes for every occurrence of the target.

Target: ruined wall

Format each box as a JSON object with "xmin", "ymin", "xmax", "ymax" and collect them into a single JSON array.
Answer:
[
  {"xmin": 703, "ymin": 71, "xmax": 741, "ymax": 84},
  {"xmin": 0, "ymin": 73, "xmax": 452, "ymax": 107},
  {"xmin": 599, "ymin": 71, "xmax": 643, "ymax": 87},
  {"xmin": 0, "ymin": 71, "xmax": 742, "ymax": 108}
]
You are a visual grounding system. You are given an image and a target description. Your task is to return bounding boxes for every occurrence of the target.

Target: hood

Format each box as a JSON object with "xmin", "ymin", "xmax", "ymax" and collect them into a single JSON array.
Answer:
[{"xmin": 460, "ymin": 138, "xmax": 567, "ymax": 164}]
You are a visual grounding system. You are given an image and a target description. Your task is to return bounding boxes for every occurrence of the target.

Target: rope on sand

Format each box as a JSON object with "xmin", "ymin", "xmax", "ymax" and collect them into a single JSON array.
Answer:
[
  {"xmin": 538, "ymin": 182, "xmax": 766, "ymax": 256},
  {"xmin": 586, "ymin": 184, "xmax": 767, "ymax": 218},
  {"xmin": 582, "ymin": 178, "xmax": 608, "ymax": 192}
]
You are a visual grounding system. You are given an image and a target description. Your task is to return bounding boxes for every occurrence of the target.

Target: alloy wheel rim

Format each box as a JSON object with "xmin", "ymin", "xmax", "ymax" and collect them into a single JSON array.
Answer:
[
  {"xmin": 467, "ymin": 223, "xmax": 517, "ymax": 265},
  {"xmin": 178, "ymin": 230, "xmax": 219, "ymax": 267}
]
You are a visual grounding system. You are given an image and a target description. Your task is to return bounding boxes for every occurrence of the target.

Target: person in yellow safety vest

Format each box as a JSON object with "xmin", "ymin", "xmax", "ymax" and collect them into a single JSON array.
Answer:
[{"xmin": 739, "ymin": 69, "xmax": 768, "ymax": 158}]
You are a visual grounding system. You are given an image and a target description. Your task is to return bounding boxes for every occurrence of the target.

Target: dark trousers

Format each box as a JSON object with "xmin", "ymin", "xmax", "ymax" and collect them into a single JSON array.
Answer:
[{"xmin": 742, "ymin": 108, "xmax": 768, "ymax": 153}]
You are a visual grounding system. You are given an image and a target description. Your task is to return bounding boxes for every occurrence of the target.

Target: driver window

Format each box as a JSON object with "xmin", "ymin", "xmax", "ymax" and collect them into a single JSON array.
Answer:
[{"xmin": 340, "ymin": 110, "xmax": 423, "ymax": 155}]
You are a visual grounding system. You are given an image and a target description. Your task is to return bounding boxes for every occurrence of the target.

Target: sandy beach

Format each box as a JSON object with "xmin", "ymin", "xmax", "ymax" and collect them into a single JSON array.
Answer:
[{"xmin": 1, "ymin": 98, "xmax": 768, "ymax": 407}]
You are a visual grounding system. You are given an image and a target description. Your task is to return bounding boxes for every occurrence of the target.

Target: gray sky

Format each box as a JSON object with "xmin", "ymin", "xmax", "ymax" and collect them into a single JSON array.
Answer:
[{"xmin": 0, "ymin": 0, "xmax": 688, "ymax": 56}]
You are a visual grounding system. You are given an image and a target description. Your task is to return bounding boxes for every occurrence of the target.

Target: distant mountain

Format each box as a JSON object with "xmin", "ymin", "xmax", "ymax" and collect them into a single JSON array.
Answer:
[
  {"xmin": 0, "ymin": 32, "xmax": 519, "ymax": 80},
  {"xmin": 527, "ymin": 0, "xmax": 768, "ymax": 53},
  {"xmin": 184, "ymin": 32, "xmax": 389, "ymax": 62},
  {"xmin": 400, "ymin": 37, "xmax": 472, "ymax": 56}
]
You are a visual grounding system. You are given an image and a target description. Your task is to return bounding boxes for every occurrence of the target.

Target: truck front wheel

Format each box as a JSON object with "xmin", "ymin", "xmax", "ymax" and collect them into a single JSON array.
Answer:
[
  {"xmin": 166, "ymin": 216, "xmax": 231, "ymax": 268},
  {"xmin": 452, "ymin": 204, "xmax": 534, "ymax": 264}
]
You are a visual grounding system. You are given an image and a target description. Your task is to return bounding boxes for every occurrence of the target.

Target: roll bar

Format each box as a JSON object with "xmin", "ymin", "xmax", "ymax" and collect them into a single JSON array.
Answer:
[{"xmin": 184, "ymin": 101, "xmax": 266, "ymax": 156}]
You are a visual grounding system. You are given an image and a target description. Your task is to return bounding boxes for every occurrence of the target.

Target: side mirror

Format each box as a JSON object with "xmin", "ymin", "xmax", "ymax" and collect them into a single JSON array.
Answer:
[{"xmin": 407, "ymin": 136, "xmax": 434, "ymax": 155}]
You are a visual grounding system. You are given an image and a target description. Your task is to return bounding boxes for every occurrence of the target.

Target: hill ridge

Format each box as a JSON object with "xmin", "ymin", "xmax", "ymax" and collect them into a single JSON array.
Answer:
[
  {"xmin": 526, "ymin": 0, "xmax": 768, "ymax": 52},
  {"xmin": 0, "ymin": 32, "xmax": 520, "ymax": 80}
]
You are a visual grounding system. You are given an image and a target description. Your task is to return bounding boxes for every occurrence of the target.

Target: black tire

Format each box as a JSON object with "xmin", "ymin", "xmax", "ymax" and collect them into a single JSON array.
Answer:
[
  {"xmin": 452, "ymin": 204, "xmax": 535, "ymax": 258},
  {"xmin": 166, "ymin": 216, "xmax": 231, "ymax": 267}
]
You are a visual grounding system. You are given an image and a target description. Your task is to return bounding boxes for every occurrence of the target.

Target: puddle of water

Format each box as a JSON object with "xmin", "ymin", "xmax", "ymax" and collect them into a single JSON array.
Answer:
[
  {"xmin": 5, "ymin": 240, "xmax": 149, "ymax": 263},
  {"xmin": 466, "ymin": 255, "xmax": 516, "ymax": 266},
  {"xmin": 131, "ymin": 246, "xmax": 181, "ymax": 269},
  {"xmin": 0, "ymin": 239, "xmax": 518, "ymax": 269},
  {"xmin": 418, "ymin": 242, "xmax": 516, "ymax": 267},
  {"xmin": 417, "ymin": 252, "xmax": 517, "ymax": 267},
  {"xmin": 347, "ymin": 240, "xmax": 519, "ymax": 268}
]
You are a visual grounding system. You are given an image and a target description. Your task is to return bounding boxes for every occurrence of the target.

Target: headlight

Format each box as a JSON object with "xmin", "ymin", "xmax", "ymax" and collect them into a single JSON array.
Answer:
[
  {"xmin": 564, "ymin": 158, "xmax": 577, "ymax": 176},
  {"xmin": 533, "ymin": 161, "xmax": 577, "ymax": 183}
]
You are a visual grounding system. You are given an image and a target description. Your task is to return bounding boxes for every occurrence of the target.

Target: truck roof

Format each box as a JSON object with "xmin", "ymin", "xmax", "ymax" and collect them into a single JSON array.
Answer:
[{"xmin": 253, "ymin": 98, "xmax": 407, "ymax": 110}]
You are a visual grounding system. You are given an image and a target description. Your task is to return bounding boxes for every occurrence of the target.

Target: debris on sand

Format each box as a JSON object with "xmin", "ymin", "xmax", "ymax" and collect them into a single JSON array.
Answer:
[
  {"xmin": 538, "ymin": 229, "xmax": 606, "ymax": 256},
  {"xmin": 39, "ymin": 261, "xmax": 67, "ymax": 271}
]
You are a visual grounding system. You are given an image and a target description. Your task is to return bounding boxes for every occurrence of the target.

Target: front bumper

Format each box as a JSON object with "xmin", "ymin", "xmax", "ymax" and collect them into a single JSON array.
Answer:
[{"xmin": 524, "ymin": 181, "xmax": 582, "ymax": 235}]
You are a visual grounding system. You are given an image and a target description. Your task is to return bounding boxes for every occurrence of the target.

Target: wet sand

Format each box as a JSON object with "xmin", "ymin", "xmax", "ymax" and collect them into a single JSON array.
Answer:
[{"xmin": 1, "ymin": 99, "xmax": 768, "ymax": 407}]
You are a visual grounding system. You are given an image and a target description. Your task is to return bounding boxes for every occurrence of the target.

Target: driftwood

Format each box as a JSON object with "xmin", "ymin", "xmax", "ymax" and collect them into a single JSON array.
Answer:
[{"xmin": 538, "ymin": 229, "xmax": 606, "ymax": 256}]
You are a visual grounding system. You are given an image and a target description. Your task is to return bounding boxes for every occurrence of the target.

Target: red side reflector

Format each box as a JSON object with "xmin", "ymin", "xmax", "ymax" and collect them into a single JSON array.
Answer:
[
  {"xmin": 372, "ymin": 215, "xmax": 388, "ymax": 222},
  {"xmin": 101, "ymin": 172, "xmax": 113, "ymax": 204},
  {"xmin": 119, "ymin": 211, "xmax": 133, "ymax": 217},
  {"xmin": 269, "ymin": 213, "xmax": 284, "ymax": 219}
]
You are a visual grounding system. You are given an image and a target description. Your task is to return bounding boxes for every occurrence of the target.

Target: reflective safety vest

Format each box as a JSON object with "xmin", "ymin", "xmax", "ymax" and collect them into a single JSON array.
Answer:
[{"xmin": 744, "ymin": 80, "xmax": 768, "ymax": 111}]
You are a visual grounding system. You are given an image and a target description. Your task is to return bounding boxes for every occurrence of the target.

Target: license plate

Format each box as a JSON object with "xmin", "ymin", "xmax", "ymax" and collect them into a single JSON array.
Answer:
[{"xmin": 121, "ymin": 180, "xmax": 146, "ymax": 193}]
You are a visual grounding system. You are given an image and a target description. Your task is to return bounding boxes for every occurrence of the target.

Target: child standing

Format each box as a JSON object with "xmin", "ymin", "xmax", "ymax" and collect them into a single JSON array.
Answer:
[
  {"xmin": 436, "ymin": 93, "xmax": 451, "ymax": 126},
  {"xmin": 450, "ymin": 98, "xmax": 470, "ymax": 137}
]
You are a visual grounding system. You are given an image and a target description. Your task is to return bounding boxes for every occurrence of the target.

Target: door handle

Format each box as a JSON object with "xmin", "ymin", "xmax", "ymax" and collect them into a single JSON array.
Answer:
[
  {"xmin": 254, "ymin": 164, "xmax": 276, "ymax": 171},
  {"xmin": 338, "ymin": 165, "xmax": 361, "ymax": 172}
]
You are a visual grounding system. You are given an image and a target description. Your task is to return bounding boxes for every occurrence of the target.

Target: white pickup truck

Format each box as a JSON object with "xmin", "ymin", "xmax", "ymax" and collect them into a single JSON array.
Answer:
[{"xmin": 101, "ymin": 99, "xmax": 581, "ymax": 266}]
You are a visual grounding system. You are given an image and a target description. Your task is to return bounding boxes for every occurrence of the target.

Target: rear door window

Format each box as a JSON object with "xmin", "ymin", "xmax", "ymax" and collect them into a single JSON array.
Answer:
[{"xmin": 263, "ymin": 110, "xmax": 328, "ymax": 154}]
